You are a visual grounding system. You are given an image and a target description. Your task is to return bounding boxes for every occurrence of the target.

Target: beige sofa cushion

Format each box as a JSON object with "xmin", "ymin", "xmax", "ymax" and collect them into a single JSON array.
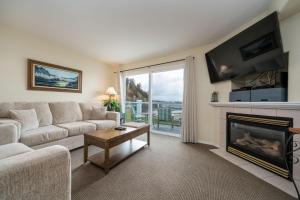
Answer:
[
  {"xmin": 0, "ymin": 143, "xmax": 33, "ymax": 160},
  {"xmin": 0, "ymin": 102, "xmax": 15, "ymax": 118},
  {"xmin": 20, "ymin": 125, "xmax": 68, "ymax": 146},
  {"xmin": 0, "ymin": 102, "xmax": 53, "ymax": 126},
  {"xmin": 79, "ymin": 103, "xmax": 103, "ymax": 120},
  {"xmin": 57, "ymin": 121, "xmax": 96, "ymax": 136},
  {"xmin": 49, "ymin": 102, "xmax": 83, "ymax": 124},
  {"xmin": 10, "ymin": 109, "xmax": 39, "ymax": 132},
  {"xmin": 86, "ymin": 120, "xmax": 116, "ymax": 130},
  {"xmin": 91, "ymin": 107, "xmax": 107, "ymax": 120},
  {"xmin": 15, "ymin": 102, "xmax": 53, "ymax": 127}
]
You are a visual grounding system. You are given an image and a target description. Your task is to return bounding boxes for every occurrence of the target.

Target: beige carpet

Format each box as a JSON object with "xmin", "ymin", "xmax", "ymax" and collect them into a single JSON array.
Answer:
[{"xmin": 71, "ymin": 134, "xmax": 295, "ymax": 200}]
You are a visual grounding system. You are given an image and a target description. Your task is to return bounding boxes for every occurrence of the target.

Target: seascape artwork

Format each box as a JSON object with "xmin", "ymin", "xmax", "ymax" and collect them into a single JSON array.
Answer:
[
  {"xmin": 28, "ymin": 59, "xmax": 82, "ymax": 93},
  {"xmin": 34, "ymin": 65, "xmax": 79, "ymax": 89}
]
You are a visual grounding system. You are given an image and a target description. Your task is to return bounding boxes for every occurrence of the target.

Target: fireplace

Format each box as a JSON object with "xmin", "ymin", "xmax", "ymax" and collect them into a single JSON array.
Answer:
[{"xmin": 226, "ymin": 113, "xmax": 293, "ymax": 179}]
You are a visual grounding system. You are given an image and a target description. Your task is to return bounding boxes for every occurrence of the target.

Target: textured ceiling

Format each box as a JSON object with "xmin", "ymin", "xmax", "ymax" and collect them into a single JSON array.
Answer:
[{"xmin": 0, "ymin": 0, "xmax": 273, "ymax": 64}]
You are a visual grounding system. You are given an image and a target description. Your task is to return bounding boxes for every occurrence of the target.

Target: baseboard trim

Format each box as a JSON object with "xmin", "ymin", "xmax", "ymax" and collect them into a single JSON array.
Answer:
[{"xmin": 197, "ymin": 139, "xmax": 218, "ymax": 147}]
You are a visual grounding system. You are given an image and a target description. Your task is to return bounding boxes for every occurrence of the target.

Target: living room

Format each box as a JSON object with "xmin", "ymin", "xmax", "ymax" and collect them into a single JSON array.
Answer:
[{"xmin": 1, "ymin": 0, "xmax": 300, "ymax": 200}]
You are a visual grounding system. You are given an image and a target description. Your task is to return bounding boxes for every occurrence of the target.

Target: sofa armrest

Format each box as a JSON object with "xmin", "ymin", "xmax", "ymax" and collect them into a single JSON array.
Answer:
[
  {"xmin": 0, "ymin": 124, "xmax": 19, "ymax": 145},
  {"xmin": 0, "ymin": 145, "xmax": 71, "ymax": 200},
  {"xmin": 106, "ymin": 111, "xmax": 120, "ymax": 126}
]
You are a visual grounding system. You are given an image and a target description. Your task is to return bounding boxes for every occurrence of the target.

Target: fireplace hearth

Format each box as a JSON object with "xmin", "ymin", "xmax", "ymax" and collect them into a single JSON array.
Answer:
[{"xmin": 226, "ymin": 113, "xmax": 293, "ymax": 179}]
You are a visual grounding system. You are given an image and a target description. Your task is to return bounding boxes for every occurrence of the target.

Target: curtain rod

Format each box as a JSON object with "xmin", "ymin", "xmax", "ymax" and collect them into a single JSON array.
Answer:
[{"xmin": 116, "ymin": 57, "xmax": 193, "ymax": 73}]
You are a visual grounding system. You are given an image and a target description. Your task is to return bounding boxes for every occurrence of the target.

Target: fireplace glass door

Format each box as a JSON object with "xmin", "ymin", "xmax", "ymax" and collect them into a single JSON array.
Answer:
[
  {"xmin": 226, "ymin": 113, "xmax": 293, "ymax": 179},
  {"xmin": 229, "ymin": 122, "xmax": 286, "ymax": 167}
]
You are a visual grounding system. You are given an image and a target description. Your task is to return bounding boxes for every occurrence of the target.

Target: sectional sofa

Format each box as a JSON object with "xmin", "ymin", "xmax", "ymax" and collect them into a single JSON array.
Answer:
[
  {"xmin": 0, "ymin": 101, "xmax": 120, "ymax": 199},
  {"xmin": 0, "ymin": 101, "xmax": 120, "ymax": 149},
  {"xmin": 0, "ymin": 143, "xmax": 71, "ymax": 200}
]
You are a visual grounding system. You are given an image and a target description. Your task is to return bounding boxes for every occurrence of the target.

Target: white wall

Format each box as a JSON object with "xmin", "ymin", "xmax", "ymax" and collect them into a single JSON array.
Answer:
[
  {"xmin": 0, "ymin": 25, "xmax": 114, "ymax": 102},
  {"xmin": 120, "ymin": 10, "xmax": 300, "ymax": 146},
  {"xmin": 281, "ymin": 12, "xmax": 300, "ymax": 101},
  {"xmin": 119, "ymin": 45, "xmax": 218, "ymax": 145}
]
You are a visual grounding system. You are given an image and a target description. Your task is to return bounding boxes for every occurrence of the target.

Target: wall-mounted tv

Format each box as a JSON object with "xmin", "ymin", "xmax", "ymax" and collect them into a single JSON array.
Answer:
[{"xmin": 205, "ymin": 12, "xmax": 288, "ymax": 83}]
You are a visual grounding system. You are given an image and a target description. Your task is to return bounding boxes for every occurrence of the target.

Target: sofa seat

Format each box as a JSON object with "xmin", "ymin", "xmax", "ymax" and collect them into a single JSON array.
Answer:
[
  {"xmin": 0, "ymin": 143, "xmax": 33, "ymax": 160},
  {"xmin": 57, "ymin": 121, "xmax": 96, "ymax": 136},
  {"xmin": 20, "ymin": 125, "xmax": 68, "ymax": 147},
  {"xmin": 0, "ymin": 101, "xmax": 120, "ymax": 150},
  {"xmin": 86, "ymin": 120, "xmax": 116, "ymax": 130}
]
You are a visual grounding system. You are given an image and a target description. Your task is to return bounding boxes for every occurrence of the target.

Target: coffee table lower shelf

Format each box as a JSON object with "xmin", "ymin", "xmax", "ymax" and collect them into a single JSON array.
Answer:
[{"xmin": 87, "ymin": 139, "xmax": 147, "ymax": 171}]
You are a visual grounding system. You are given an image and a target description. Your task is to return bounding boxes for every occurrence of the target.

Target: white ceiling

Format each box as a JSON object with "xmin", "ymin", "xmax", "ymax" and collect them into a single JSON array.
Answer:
[{"xmin": 0, "ymin": 0, "xmax": 273, "ymax": 64}]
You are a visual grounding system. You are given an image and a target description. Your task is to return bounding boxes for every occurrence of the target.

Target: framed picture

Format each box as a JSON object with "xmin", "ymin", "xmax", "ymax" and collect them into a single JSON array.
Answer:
[{"xmin": 28, "ymin": 59, "xmax": 82, "ymax": 93}]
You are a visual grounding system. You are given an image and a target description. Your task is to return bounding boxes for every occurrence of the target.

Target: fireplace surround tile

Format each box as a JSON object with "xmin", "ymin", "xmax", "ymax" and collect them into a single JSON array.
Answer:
[
  {"xmin": 233, "ymin": 107, "xmax": 252, "ymax": 114},
  {"xmin": 294, "ymin": 162, "xmax": 300, "ymax": 181},
  {"xmin": 239, "ymin": 163, "xmax": 275, "ymax": 179},
  {"xmin": 277, "ymin": 109, "xmax": 300, "ymax": 127},
  {"xmin": 251, "ymin": 108, "xmax": 277, "ymax": 116},
  {"xmin": 278, "ymin": 181, "xmax": 300, "ymax": 198},
  {"xmin": 211, "ymin": 149, "xmax": 249, "ymax": 166},
  {"xmin": 264, "ymin": 176, "xmax": 297, "ymax": 196},
  {"xmin": 218, "ymin": 107, "xmax": 234, "ymax": 120},
  {"xmin": 210, "ymin": 148, "xmax": 297, "ymax": 198},
  {"xmin": 218, "ymin": 119, "xmax": 226, "ymax": 149},
  {"xmin": 264, "ymin": 175, "xmax": 291, "ymax": 185}
]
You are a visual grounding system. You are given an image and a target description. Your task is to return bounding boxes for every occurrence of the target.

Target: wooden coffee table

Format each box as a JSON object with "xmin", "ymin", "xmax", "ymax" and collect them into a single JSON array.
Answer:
[{"xmin": 84, "ymin": 124, "xmax": 150, "ymax": 174}]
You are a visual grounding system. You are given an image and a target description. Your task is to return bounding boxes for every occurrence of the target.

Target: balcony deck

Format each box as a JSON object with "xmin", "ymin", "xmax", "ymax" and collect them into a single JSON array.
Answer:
[{"xmin": 152, "ymin": 124, "xmax": 181, "ymax": 135}]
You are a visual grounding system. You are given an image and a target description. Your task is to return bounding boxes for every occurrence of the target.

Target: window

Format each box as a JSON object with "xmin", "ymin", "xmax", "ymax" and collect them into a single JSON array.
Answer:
[{"xmin": 121, "ymin": 62, "xmax": 184, "ymax": 136}]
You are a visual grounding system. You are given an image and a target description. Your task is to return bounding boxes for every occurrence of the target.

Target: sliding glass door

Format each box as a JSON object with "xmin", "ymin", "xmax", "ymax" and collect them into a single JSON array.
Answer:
[
  {"xmin": 122, "ymin": 64, "xmax": 184, "ymax": 136},
  {"xmin": 124, "ymin": 73, "xmax": 149, "ymax": 123},
  {"xmin": 151, "ymin": 69, "xmax": 184, "ymax": 135}
]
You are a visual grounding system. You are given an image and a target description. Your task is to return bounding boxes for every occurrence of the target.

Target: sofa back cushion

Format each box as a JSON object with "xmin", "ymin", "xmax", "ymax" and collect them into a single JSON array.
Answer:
[
  {"xmin": 49, "ymin": 102, "xmax": 83, "ymax": 124},
  {"xmin": 15, "ymin": 102, "xmax": 53, "ymax": 127},
  {"xmin": 0, "ymin": 102, "xmax": 15, "ymax": 118},
  {"xmin": 91, "ymin": 107, "xmax": 107, "ymax": 120},
  {"xmin": 79, "ymin": 103, "xmax": 103, "ymax": 120},
  {"xmin": 0, "ymin": 102, "xmax": 53, "ymax": 127},
  {"xmin": 10, "ymin": 109, "xmax": 39, "ymax": 132}
]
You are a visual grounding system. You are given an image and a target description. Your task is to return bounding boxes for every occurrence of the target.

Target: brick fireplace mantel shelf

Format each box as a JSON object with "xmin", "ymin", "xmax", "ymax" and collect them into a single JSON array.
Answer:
[{"xmin": 210, "ymin": 102, "xmax": 300, "ymax": 110}]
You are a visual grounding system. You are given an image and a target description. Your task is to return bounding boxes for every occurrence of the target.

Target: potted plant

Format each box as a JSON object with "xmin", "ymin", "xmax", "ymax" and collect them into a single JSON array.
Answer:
[{"xmin": 103, "ymin": 99, "xmax": 121, "ymax": 112}]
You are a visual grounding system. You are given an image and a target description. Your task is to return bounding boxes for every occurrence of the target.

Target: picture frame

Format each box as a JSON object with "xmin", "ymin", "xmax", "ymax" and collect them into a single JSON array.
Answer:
[{"xmin": 28, "ymin": 59, "xmax": 82, "ymax": 93}]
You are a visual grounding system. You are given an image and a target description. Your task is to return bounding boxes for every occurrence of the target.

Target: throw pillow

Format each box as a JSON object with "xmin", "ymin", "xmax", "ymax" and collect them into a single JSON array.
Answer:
[
  {"xmin": 9, "ymin": 109, "xmax": 39, "ymax": 132},
  {"xmin": 91, "ymin": 106, "xmax": 107, "ymax": 120}
]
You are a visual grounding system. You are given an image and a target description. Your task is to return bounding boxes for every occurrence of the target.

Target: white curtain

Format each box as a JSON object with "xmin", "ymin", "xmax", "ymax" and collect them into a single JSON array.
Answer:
[
  {"xmin": 116, "ymin": 70, "xmax": 125, "ymax": 113},
  {"xmin": 181, "ymin": 56, "xmax": 198, "ymax": 143}
]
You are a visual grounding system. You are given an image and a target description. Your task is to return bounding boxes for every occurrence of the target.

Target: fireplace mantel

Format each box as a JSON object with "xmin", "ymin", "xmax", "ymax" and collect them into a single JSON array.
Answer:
[{"xmin": 210, "ymin": 102, "xmax": 300, "ymax": 110}]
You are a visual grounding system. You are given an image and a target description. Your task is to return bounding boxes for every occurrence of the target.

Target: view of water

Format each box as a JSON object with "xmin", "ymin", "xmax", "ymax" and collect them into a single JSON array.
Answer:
[{"xmin": 124, "ymin": 68, "xmax": 184, "ymax": 135}]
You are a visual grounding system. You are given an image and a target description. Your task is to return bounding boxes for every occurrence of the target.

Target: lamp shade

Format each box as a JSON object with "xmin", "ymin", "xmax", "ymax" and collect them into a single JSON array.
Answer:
[{"xmin": 105, "ymin": 87, "xmax": 117, "ymax": 95}]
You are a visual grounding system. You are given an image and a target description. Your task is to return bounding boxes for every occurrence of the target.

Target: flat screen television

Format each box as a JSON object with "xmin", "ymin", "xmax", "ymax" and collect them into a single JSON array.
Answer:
[{"xmin": 205, "ymin": 12, "xmax": 287, "ymax": 83}]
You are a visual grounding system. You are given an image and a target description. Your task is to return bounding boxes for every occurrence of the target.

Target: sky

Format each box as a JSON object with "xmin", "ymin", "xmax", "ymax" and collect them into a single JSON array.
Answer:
[{"xmin": 126, "ymin": 69, "xmax": 184, "ymax": 102}]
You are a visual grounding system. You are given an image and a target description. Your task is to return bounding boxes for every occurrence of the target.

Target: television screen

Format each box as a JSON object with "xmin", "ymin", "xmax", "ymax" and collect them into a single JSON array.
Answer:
[{"xmin": 205, "ymin": 12, "xmax": 286, "ymax": 83}]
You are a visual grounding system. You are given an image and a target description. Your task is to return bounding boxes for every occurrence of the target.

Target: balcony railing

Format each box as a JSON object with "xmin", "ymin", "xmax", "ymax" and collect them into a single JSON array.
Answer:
[{"xmin": 125, "ymin": 101, "xmax": 182, "ymax": 134}]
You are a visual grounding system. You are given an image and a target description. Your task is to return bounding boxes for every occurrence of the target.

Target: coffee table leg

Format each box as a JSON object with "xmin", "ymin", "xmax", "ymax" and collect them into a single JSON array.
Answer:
[
  {"xmin": 84, "ymin": 142, "xmax": 88, "ymax": 163},
  {"xmin": 104, "ymin": 147, "xmax": 110, "ymax": 174},
  {"xmin": 147, "ymin": 126, "xmax": 150, "ymax": 146}
]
